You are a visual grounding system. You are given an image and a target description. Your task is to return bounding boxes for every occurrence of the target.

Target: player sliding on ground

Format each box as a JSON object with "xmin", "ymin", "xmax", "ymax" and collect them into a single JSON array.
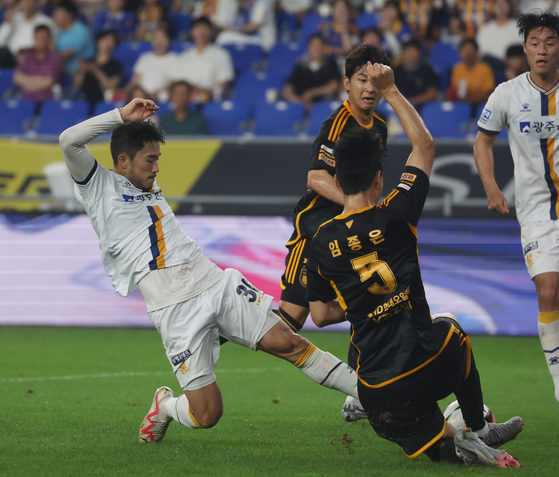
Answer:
[
  {"xmin": 306, "ymin": 62, "xmax": 524, "ymax": 467},
  {"xmin": 59, "ymin": 99, "xmax": 359, "ymax": 442}
]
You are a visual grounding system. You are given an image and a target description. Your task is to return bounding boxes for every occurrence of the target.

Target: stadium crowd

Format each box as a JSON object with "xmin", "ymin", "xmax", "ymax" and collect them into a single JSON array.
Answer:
[{"xmin": 0, "ymin": 0, "xmax": 537, "ymax": 136}]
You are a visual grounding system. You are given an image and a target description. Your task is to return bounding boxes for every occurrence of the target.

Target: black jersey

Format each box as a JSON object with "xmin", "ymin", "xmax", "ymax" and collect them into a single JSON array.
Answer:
[
  {"xmin": 286, "ymin": 100, "xmax": 388, "ymax": 247},
  {"xmin": 307, "ymin": 166, "xmax": 450, "ymax": 388}
]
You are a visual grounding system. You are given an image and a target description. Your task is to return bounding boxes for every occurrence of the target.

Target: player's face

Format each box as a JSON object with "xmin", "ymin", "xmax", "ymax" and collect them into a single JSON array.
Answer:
[
  {"xmin": 344, "ymin": 65, "xmax": 381, "ymax": 113},
  {"xmin": 127, "ymin": 141, "xmax": 161, "ymax": 191},
  {"xmin": 524, "ymin": 27, "xmax": 559, "ymax": 79}
]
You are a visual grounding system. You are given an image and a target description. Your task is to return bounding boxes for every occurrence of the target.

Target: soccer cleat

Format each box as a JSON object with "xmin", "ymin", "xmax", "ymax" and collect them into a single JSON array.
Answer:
[
  {"xmin": 139, "ymin": 386, "xmax": 174, "ymax": 443},
  {"xmin": 480, "ymin": 417, "xmax": 524, "ymax": 448},
  {"xmin": 341, "ymin": 395, "xmax": 367, "ymax": 422},
  {"xmin": 454, "ymin": 428, "xmax": 521, "ymax": 468}
]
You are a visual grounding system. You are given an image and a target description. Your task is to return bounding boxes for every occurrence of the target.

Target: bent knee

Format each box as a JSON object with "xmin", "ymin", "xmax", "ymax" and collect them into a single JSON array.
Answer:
[{"xmin": 193, "ymin": 408, "xmax": 223, "ymax": 429}]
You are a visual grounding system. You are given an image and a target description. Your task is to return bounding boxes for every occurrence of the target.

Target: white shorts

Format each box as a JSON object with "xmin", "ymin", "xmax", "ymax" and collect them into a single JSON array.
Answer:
[
  {"xmin": 148, "ymin": 268, "xmax": 280, "ymax": 391},
  {"xmin": 521, "ymin": 221, "xmax": 559, "ymax": 279}
]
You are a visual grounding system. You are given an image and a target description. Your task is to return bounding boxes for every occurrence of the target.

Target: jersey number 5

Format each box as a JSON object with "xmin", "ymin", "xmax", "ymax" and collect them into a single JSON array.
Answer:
[{"xmin": 350, "ymin": 252, "xmax": 397, "ymax": 295}]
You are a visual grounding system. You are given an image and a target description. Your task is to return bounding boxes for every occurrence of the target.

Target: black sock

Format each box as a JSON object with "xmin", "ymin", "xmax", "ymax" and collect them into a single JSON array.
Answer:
[
  {"xmin": 424, "ymin": 436, "xmax": 461, "ymax": 463},
  {"xmin": 275, "ymin": 307, "xmax": 303, "ymax": 332}
]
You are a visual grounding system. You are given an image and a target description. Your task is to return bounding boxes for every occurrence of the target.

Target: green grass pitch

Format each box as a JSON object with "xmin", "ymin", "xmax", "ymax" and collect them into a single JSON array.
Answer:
[{"xmin": 1, "ymin": 327, "xmax": 557, "ymax": 477}]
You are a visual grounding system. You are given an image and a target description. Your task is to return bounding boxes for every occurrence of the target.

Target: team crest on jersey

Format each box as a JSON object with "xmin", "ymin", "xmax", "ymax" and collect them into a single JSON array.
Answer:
[
  {"xmin": 171, "ymin": 349, "xmax": 192, "ymax": 367},
  {"xmin": 520, "ymin": 122, "xmax": 530, "ymax": 133},
  {"xmin": 523, "ymin": 241, "xmax": 538, "ymax": 255},
  {"xmin": 479, "ymin": 108, "xmax": 491, "ymax": 124}
]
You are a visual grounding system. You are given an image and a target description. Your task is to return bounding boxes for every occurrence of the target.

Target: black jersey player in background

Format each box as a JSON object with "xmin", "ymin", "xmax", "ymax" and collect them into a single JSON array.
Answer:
[
  {"xmin": 278, "ymin": 43, "xmax": 390, "ymax": 421},
  {"xmin": 306, "ymin": 62, "xmax": 524, "ymax": 467}
]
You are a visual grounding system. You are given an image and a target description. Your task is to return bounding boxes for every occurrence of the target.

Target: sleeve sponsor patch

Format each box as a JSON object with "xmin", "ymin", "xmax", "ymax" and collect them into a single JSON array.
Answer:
[
  {"xmin": 398, "ymin": 183, "xmax": 411, "ymax": 190},
  {"xmin": 479, "ymin": 108, "xmax": 492, "ymax": 124},
  {"xmin": 320, "ymin": 144, "xmax": 334, "ymax": 154},
  {"xmin": 319, "ymin": 151, "xmax": 335, "ymax": 167},
  {"xmin": 401, "ymin": 173, "xmax": 416, "ymax": 182}
]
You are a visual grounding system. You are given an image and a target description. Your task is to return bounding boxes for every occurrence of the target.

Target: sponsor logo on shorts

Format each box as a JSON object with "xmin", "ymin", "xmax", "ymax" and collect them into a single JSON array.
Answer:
[
  {"xmin": 520, "ymin": 122, "xmax": 530, "ymax": 133},
  {"xmin": 171, "ymin": 349, "xmax": 192, "ymax": 367},
  {"xmin": 300, "ymin": 267, "xmax": 307, "ymax": 287},
  {"xmin": 549, "ymin": 356, "xmax": 559, "ymax": 366},
  {"xmin": 178, "ymin": 363, "xmax": 189, "ymax": 375},
  {"xmin": 523, "ymin": 241, "xmax": 538, "ymax": 255}
]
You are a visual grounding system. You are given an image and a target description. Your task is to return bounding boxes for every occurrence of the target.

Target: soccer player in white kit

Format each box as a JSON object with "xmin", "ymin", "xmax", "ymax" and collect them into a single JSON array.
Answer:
[
  {"xmin": 59, "ymin": 98, "xmax": 360, "ymax": 442},
  {"xmin": 474, "ymin": 11, "xmax": 559, "ymax": 404}
]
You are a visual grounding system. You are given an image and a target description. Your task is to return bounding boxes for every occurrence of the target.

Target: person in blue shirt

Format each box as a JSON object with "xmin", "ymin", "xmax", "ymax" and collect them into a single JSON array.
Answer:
[
  {"xmin": 91, "ymin": 0, "xmax": 136, "ymax": 40},
  {"xmin": 53, "ymin": 0, "xmax": 95, "ymax": 74}
]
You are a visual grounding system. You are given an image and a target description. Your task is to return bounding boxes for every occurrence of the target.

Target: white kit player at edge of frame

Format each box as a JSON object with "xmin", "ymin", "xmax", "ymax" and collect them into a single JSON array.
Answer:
[
  {"xmin": 58, "ymin": 97, "xmax": 361, "ymax": 443},
  {"xmin": 474, "ymin": 10, "xmax": 559, "ymax": 404}
]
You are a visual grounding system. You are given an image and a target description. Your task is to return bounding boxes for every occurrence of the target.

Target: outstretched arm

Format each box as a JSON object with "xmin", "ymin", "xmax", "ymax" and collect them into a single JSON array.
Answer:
[
  {"xmin": 473, "ymin": 130, "xmax": 509, "ymax": 214},
  {"xmin": 309, "ymin": 300, "xmax": 346, "ymax": 328},
  {"xmin": 367, "ymin": 62, "xmax": 435, "ymax": 177},
  {"xmin": 59, "ymin": 98, "xmax": 158, "ymax": 182}
]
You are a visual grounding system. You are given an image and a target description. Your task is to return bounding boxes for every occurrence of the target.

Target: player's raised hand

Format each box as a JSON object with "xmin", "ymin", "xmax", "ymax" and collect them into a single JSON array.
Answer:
[
  {"xmin": 119, "ymin": 98, "xmax": 159, "ymax": 123},
  {"xmin": 366, "ymin": 61, "xmax": 394, "ymax": 93},
  {"xmin": 487, "ymin": 188, "xmax": 510, "ymax": 214}
]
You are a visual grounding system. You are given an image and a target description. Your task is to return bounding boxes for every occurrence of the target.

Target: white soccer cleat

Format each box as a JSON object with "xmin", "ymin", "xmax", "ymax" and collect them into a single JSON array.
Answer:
[
  {"xmin": 139, "ymin": 386, "xmax": 174, "ymax": 443},
  {"xmin": 341, "ymin": 395, "xmax": 367, "ymax": 422},
  {"xmin": 454, "ymin": 428, "xmax": 521, "ymax": 468}
]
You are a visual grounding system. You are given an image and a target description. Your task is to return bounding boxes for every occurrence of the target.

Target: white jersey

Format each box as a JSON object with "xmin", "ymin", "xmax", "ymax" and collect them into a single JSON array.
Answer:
[
  {"xmin": 61, "ymin": 109, "xmax": 222, "ymax": 298},
  {"xmin": 478, "ymin": 73, "xmax": 559, "ymax": 226}
]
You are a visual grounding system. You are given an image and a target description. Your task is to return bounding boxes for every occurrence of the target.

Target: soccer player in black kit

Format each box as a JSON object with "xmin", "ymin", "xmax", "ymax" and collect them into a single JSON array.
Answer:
[
  {"xmin": 306, "ymin": 61, "xmax": 524, "ymax": 467},
  {"xmin": 278, "ymin": 43, "xmax": 390, "ymax": 421}
]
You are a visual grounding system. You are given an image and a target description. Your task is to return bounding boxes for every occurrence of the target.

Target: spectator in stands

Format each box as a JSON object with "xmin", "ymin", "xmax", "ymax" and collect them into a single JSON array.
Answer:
[
  {"xmin": 476, "ymin": 0, "xmax": 520, "ymax": 70},
  {"xmin": 281, "ymin": 33, "xmax": 342, "ymax": 109},
  {"xmin": 125, "ymin": 26, "xmax": 176, "ymax": 101},
  {"xmin": 135, "ymin": 0, "xmax": 167, "ymax": 41},
  {"xmin": 378, "ymin": 0, "xmax": 412, "ymax": 60},
  {"xmin": 91, "ymin": 0, "xmax": 137, "ymax": 40},
  {"xmin": 54, "ymin": 0, "xmax": 95, "ymax": 75},
  {"xmin": 394, "ymin": 39, "xmax": 439, "ymax": 111},
  {"xmin": 76, "ymin": 0, "xmax": 105, "ymax": 24},
  {"xmin": 439, "ymin": 13, "xmax": 467, "ymax": 48},
  {"xmin": 278, "ymin": 0, "xmax": 313, "ymax": 23},
  {"xmin": 400, "ymin": 0, "xmax": 443, "ymax": 40},
  {"xmin": 191, "ymin": 0, "xmax": 239, "ymax": 30},
  {"xmin": 450, "ymin": 38, "xmax": 495, "ymax": 105},
  {"xmin": 175, "ymin": 16, "xmax": 234, "ymax": 104},
  {"xmin": 518, "ymin": 0, "xmax": 559, "ymax": 15},
  {"xmin": 74, "ymin": 30, "xmax": 121, "ymax": 115},
  {"xmin": 362, "ymin": 26, "xmax": 392, "ymax": 59},
  {"xmin": 216, "ymin": 0, "xmax": 276, "ymax": 52},
  {"xmin": 504, "ymin": 43, "xmax": 529, "ymax": 80},
  {"xmin": 318, "ymin": 0, "xmax": 360, "ymax": 59},
  {"xmin": 13, "ymin": 24, "xmax": 62, "ymax": 104},
  {"xmin": 159, "ymin": 80, "xmax": 208, "ymax": 135},
  {"xmin": 454, "ymin": 0, "xmax": 495, "ymax": 38},
  {"xmin": 0, "ymin": 0, "xmax": 55, "ymax": 64}
]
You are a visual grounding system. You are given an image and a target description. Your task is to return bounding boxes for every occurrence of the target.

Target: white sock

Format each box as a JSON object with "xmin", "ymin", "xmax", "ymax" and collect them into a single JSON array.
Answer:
[
  {"xmin": 161, "ymin": 394, "xmax": 200, "ymax": 429},
  {"xmin": 538, "ymin": 312, "xmax": 559, "ymax": 402},
  {"xmin": 476, "ymin": 422, "xmax": 489, "ymax": 438},
  {"xmin": 294, "ymin": 343, "xmax": 358, "ymax": 399}
]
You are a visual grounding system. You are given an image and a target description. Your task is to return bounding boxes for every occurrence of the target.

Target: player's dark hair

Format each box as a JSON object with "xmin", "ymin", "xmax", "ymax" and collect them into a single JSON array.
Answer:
[
  {"xmin": 345, "ymin": 43, "xmax": 391, "ymax": 79},
  {"xmin": 334, "ymin": 127, "xmax": 385, "ymax": 195},
  {"xmin": 110, "ymin": 121, "xmax": 165, "ymax": 166},
  {"xmin": 517, "ymin": 11, "xmax": 559, "ymax": 42}
]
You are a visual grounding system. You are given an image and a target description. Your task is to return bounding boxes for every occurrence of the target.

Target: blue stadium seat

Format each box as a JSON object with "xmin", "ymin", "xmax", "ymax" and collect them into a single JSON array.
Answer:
[
  {"xmin": 222, "ymin": 43, "xmax": 264, "ymax": 75},
  {"xmin": 234, "ymin": 71, "xmax": 287, "ymax": 107},
  {"xmin": 356, "ymin": 12, "xmax": 381, "ymax": 30},
  {"xmin": 253, "ymin": 101, "xmax": 305, "ymax": 136},
  {"xmin": 266, "ymin": 42, "xmax": 303, "ymax": 75},
  {"xmin": 0, "ymin": 68, "xmax": 14, "ymax": 96},
  {"xmin": 420, "ymin": 101, "xmax": 471, "ymax": 138},
  {"xmin": 429, "ymin": 42, "xmax": 460, "ymax": 90},
  {"xmin": 298, "ymin": 12, "xmax": 323, "ymax": 46},
  {"xmin": 0, "ymin": 100, "xmax": 36, "ymax": 134},
  {"xmin": 203, "ymin": 100, "xmax": 251, "ymax": 135},
  {"xmin": 113, "ymin": 41, "xmax": 152, "ymax": 84},
  {"xmin": 168, "ymin": 13, "xmax": 191, "ymax": 40},
  {"xmin": 276, "ymin": 11, "xmax": 298, "ymax": 42},
  {"xmin": 36, "ymin": 100, "xmax": 89, "ymax": 135},
  {"xmin": 307, "ymin": 100, "xmax": 342, "ymax": 136},
  {"xmin": 93, "ymin": 100, "xmax": 127, "ymax": 116}
]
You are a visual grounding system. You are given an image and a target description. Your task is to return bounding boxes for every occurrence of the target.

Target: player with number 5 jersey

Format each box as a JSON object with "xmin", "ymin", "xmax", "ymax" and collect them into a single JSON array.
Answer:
[{"xmin": 474, "ymin": 11, "xmax": 559, "ymax": 404}]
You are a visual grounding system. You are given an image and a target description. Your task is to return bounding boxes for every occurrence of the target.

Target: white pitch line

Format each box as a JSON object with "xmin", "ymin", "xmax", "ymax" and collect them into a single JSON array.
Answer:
[{"xmin": 0, "ymin": 367, "xmax": 287, "ymax": 383}]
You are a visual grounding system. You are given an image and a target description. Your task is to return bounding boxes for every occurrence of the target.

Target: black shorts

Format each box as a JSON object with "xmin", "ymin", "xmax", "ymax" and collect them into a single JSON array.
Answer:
[
  {"xmin": 357, "ymin": 329, "xmax": 471, "ymax": 458},
  {"xmin": 280, "ymin": 237, "xmax": 311, "ymax": 308}
]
